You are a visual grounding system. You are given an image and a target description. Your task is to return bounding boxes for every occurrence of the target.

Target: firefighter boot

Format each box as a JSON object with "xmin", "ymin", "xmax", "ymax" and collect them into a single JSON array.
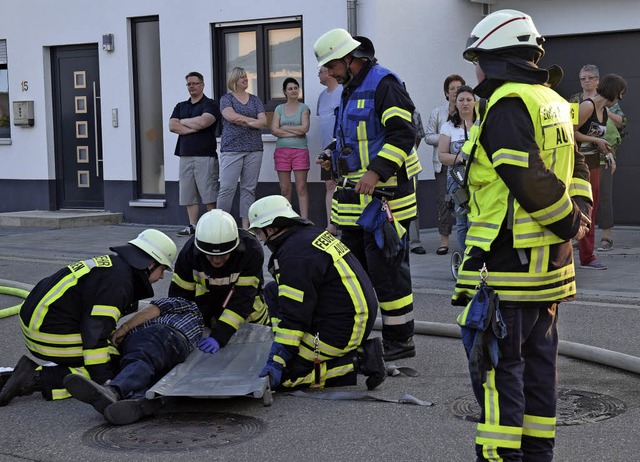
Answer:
[
  {"xmin": 63, "ymin": 374, "xmax": 120, "ymax": 414},
  {"xmin": 0, "ymin": 356, "xmax": 42, "ymax": 406},
  {"xmin": 383, "ymin": 337, "xmax": 416, "ymax": 361},
  {"xmin": 104, "ymin": 397, "xmax": 162, "ymax": 425},
  {"xmin": 357, "ymin": 338, "xmax": 386, "ymax": 390}
]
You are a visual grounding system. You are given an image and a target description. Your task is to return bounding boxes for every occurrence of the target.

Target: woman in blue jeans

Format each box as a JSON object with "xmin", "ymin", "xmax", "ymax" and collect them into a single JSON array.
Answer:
[{"xmin": 438, "ymin": 86, "xmax": 476, "ymax": 251}]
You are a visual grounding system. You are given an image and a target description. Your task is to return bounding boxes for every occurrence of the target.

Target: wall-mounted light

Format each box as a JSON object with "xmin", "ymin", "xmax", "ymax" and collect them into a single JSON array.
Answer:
[{"xmin": 102, "ymin": 33, "xmax": 114, "ymax": 52}]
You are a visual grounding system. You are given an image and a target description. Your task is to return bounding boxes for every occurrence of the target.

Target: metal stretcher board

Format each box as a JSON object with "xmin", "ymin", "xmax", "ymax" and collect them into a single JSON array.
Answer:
[{"xmin": 146, "ymin": 323, "xmax": 273, "ymax": 405}]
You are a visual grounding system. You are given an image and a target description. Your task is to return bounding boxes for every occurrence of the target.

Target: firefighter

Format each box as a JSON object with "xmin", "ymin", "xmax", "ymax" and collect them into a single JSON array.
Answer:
[
  {"xmin": 248, "ymin": 195, "xmax": 385, "ymax": 391},
  {"xmin": 313, "ymin": 29, "xmax": 420, "ymax": 360},
  {"xmin": 0, "ymin": 229, "xmax": 177, "ymax": 406},
  {"xmin": 168, "ymin": 209, "xmax": 269, "ymax": 354},
  {"xmin": 453, "ymin": 10, "xmax": 592, "ymax": 461}
]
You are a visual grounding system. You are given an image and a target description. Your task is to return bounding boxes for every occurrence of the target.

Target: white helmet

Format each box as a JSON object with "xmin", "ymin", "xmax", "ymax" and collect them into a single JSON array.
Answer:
[
  {"xmin": 128, "ymin": 229, "xmax": 177, "ymax": 271},
  {"xmin": 248, "ymin": 195, "xmax": 300, "ymax": 230},
  {"xmin": 314, "ymin": 28, "xmax": 361, "ymax": 67},
  {"xmin": 195, "ymin": 210, "xmax": 239, "ymax": 256},
  {"xmin": 463, "ymin": 9, "xmax": 544, "ymax": 63}
]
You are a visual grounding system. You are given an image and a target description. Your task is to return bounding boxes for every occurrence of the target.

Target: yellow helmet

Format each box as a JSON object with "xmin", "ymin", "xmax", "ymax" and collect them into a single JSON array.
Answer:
[
  {"xmin": 314, "ymin": 28, "xmax": 361, "ymax": 67},
  {"xmin": 128, "ymin": 229, "xmax": 177, "ymax": 271},
  {"xmin": 463, "ymin": 9, "xmax": 544, "ymax": 63},
  {"xmin": 248, "ymin": 195, "xmax": 300, "ymax": 230}
]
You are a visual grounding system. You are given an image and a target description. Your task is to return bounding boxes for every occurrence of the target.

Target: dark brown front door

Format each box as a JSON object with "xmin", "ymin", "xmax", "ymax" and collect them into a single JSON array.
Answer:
[{"xmin": 51, "ymin": 45, "xmax": 104, "ymax": 208}]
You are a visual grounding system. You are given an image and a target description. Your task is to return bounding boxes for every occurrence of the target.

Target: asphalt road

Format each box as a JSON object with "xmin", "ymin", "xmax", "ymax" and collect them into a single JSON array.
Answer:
[{"xmin": 0, "ymin": 224, "xmax": 639, "ymax": 461}]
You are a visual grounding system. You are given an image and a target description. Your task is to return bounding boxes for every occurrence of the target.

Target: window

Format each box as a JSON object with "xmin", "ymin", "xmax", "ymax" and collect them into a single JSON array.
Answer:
[
  {"xmin": 131, "ymin": 16, "xmax": 165, "ymax": 196},
  {"xmin": 213, "ymin": 17, "xmax": 303, "ymax": 118},
  {"xmin": 0, "ymin": 40, "xmax": 10, "ymax": 140}
]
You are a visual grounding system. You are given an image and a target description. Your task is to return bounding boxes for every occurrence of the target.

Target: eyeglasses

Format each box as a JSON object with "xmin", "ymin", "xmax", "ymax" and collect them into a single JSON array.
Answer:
[
  {"xmin": 186, "ymin": 81, "xmax": 203, "ymax": 87},
  {"xmin": 579, "ymin": 76, "xmax": 597, "ymax": 82}
]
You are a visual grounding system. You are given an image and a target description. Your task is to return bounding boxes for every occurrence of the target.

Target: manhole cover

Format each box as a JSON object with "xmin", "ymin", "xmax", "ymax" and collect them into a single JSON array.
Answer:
[
  {"xmin": 83, "ymin": 412, "xmax": 265, "ymax": 452},
  {"xmin": 450, "ymin": 388, "xmax": 626, "ymax": 425}
]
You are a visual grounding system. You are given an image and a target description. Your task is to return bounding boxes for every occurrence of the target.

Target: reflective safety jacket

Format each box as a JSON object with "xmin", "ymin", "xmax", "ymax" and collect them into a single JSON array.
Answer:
[
  {"xmin": 169, "ymin": 229, "xmax": 268, "ymax": 346},
  {"xmin": 19, "ymin": 255, "xmax": 151, "ymax": 384},
  {"xmin": 333, "ymin": 62, "xmax": 420, "ymax": 226},
  {"xmin": 453, "ymin": 83, "xmax": 592, "ymax": 305},
  {"xmin": 267, "ymin": 226, "xmax": 378, "ymax": 368}
]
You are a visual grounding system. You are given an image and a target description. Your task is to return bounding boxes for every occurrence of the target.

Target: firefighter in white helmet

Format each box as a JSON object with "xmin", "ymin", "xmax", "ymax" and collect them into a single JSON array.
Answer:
[
  {"xmin": 313, "ymin": 28, "xmax": 421, "ymax": 361},
  {"xmin": 169, "ymin": 209, "xmax": 269, "ymax": 354},
  {"xmin": 0, "ymin": 229, "xmax": 177, "ymax": 406},
  {"xmin": 453, "ymin": 10, "xmax": 592, "ymax": 460},
  {"xmin": 248, "ymin": 195, "xmax": 385, "ymax": 391}
]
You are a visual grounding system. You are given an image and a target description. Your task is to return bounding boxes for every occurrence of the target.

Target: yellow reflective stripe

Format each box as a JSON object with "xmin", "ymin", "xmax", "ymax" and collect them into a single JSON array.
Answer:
[
  {"xmin": 25, "ymin": 338, "xmax": 83, "ymax": 358},
  {"xmin": 483, "ymin": 368, "xmax": 500, "ymax": 427},
  {"xmin": 246, "ymin": 297, "xmax": 269, "ymax": 324},
  {"xmin": 379, "ymin": 293, "xmax": 413, "ymax": 312},
  {"xmin": 405, "ymin": 148, "xmax": 422, "ymax": 178},
  {"xmin": 171, "ymin": 272, "xmax": 196, "ymax": 291},
  {"xmin": 569, "ymin": 177, "xmax": 593, "ymax": 200},
  {"xmin": 378, "ymin": 143, "xmax": 406, "ymax": 167},
  {"xmin": 274, "ymin": 327, "xmax": 303, "ymax": 346},
  {"xmin": 335, "ymin": 257, "xmax": 369, "ymax": 351},
  {"xmin": 68, "ymin": 367, "xmax": 90, "ymax": 378},
  {"xmin": 300, "ymin": 335, "xmax": 346, "ymax": 360},
  {"xmin": 90, "ymin": 305, "xmax": 120, "ymax": 320},
  {"xmin": 29, "ymin": 271, "xmax": 82, "ymax": 331},
  {"xmin": 236, "ymin": 275, "xmax": 260, "ymax": 288},
  {"xmin": 83, "ymin": 347, "xmax": 110, "ymax": 365},
  {"xmin": 200, "ymin": 271, "xmax": 239, "ymax": 286},
  {"xmin": 492, "ymin": 148, "xmax": 529, "ymax": 168},
  {"xmin": 522, "ymin": 414, "xmax": 556, "ymax": 438},
  {"xmin": 21, "ymin": 321, "xmax": 82, "ymax": 345},
  {"xmin": 52, "ymin": 388, "xmax": 72, "ymax": 400},
  {"xmin": 281, "ymin": 361, "xmax": 355, "ymax": 389},
  {"xmin": 278, "ymin": 284, "xmax": 304, "ymax": 303},
  {"xmin": 381, "ymin": 106, "xmax": 412, "ymax": 125},
  {"xmin": 476, "ymin": 424, "xmax": 522, "ymax": 449},
  {"xmin": 219, "ymin": 309, "xmax": 243, "ymax": 330},
  {"xmin": 381, "ymin": 312, "xmax": 414, "ymax": 326},
  {"xmin": 357, "ymin": 99, "xmax": 365, "ymax": 109},
  {"xmin": 357, "ymin": 120, "xmax": 369, "ymax": 169},
  {"xmin": 527, "ymin": 194, "xmax": 572, "ymax": 227}
]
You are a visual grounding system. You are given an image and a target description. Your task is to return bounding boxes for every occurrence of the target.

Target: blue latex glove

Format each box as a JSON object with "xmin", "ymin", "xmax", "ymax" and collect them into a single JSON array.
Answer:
[
  {"xmin": 260, "ymin": 361, "xmax": 283, "ymax": 389},
  {"xmin": 260, "ymin": 342, "xmax": 293, "ymax": 389},
  {"xmin": 198, "ymin": 336, "xmax": 220, "ymax": 354}
]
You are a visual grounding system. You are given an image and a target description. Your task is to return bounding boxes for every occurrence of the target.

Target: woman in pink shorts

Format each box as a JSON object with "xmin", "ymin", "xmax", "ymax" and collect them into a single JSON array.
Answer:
[{"xmin": 271, "ymin": 77, "xmax": 311, "ymax": 218}]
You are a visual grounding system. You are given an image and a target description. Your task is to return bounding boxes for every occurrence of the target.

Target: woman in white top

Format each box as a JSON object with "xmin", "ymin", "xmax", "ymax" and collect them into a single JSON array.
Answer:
[{"xmin": 438, "ymin": 85, "xmax": 476, "ymax": 252}]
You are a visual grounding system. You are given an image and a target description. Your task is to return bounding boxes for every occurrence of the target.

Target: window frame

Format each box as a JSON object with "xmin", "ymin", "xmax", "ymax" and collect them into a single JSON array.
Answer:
[
  {"xmin": 212, "ymin": 17, "xmax": 304, "ymax": 116},
  {"xmin": 0, "ymin": 40, "xmax": 11, "ymax": 141}
]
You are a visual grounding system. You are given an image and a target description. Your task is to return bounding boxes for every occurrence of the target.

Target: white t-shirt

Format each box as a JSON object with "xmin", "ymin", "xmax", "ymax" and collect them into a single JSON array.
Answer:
[{"xmin": 440, "ymin": 121, "xmax": 468, "ymax": 157}]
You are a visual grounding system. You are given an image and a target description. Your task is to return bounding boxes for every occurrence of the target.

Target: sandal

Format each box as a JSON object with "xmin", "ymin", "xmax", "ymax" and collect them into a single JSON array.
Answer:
[
  {"xmin": 597, "ymin": 238, "xmax": 613, "ymax": 251},
  {"xmin": 436, "ymin": 246, "xmax": 449, "ymax": 255}
]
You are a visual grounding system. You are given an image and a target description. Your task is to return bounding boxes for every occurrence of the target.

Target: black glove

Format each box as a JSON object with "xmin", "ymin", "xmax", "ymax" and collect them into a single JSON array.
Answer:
[{"xmin": 381, "ymin": 220, "xmax": 405, "ymax": 268}]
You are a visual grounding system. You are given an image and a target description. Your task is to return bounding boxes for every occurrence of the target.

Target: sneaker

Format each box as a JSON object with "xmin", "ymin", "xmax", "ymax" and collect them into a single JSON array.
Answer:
[
  {"xmin": 177, "ymin": 225, "xmax": 195, "ymax": 236},
  {"xmin": 357, "ymin": 338, "xmax": 386, "ymax": 391},
  {"xmin": 63, "ymin": 374, "xmax": 120, "ymax": 414},
  {"xmin": 580, "ymin": 259, "xmax": 608, "ymax": 270},
  {"xmin": 104, "ymin": 397, "xmax": 161, "ymax": 425},
  {"xmin": 0, "ymin": 356, "xmax": 41, "ymax": 406},
  {"xmin": 383, "ymin": 337, "xmax": 416, "ymax": 361}
]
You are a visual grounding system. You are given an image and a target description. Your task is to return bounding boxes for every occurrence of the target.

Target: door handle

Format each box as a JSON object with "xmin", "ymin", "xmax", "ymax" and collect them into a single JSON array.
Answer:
[{"xmin": 92, "ymin": 81, "xmax": 102, "ymax": 176}]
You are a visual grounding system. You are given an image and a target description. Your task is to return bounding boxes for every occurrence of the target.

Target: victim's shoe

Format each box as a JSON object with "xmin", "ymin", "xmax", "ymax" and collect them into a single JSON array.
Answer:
[
  {"xmin": 104, "ymin": 397, "xmax": 162, "ymax": 425},
  {"xmin": 63, "ymin": 374, "xmax": 120, "ymax": 414}
]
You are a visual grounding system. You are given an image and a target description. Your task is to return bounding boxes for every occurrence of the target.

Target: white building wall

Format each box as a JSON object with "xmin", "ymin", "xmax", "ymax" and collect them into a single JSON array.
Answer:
[{"xmin": 0, "ymin": 0, "xmax": 637, "ymax": 215}]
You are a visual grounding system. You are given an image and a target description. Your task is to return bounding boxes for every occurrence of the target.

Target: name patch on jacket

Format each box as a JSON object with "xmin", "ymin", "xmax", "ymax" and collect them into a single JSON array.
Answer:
[
  {"xmin": 312, "ymin": 231, "xmax": 350, "ymax": 260},
  {"xmin": 540, "ymin": 102, "xmax": 574, "ymax": 151}
]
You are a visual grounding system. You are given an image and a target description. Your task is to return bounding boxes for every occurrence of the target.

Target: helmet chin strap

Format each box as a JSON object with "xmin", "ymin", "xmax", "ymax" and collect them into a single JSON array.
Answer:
[{"xmin": 340, "ymin": 56, "xmax": 356, "ymax": 86}]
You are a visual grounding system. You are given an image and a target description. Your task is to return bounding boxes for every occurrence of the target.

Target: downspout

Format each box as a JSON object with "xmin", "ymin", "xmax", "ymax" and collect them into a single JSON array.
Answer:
[{"xmin": 347, "ymin": 0, "xmax": 358, "ymax": 35}]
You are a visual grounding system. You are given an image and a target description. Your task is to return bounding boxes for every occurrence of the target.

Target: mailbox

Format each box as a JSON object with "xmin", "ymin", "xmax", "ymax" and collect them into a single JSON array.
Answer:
[{"xmin": 13, "ymin": 100, "xmax": 34, "ymax": 126}]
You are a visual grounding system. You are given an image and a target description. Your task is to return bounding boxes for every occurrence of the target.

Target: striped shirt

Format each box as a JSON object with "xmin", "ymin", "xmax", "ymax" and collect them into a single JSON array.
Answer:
[{"xmin": 129, "ymin": 297, "xmax": 204, "ymax": 351}]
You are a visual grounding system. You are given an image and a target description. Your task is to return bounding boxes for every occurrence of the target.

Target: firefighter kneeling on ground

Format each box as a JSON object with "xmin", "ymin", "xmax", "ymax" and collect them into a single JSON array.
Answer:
[
  {"xmin": 248, "ymin": 195, "xmax": 386, "ymax": 391},
  {"xmin": 169, "ymin": 209, "xmax": 269, "ymax": 355},
  {"xmin": 0, "ymin": 229, "xmax": 177, "ymax": 406}
]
